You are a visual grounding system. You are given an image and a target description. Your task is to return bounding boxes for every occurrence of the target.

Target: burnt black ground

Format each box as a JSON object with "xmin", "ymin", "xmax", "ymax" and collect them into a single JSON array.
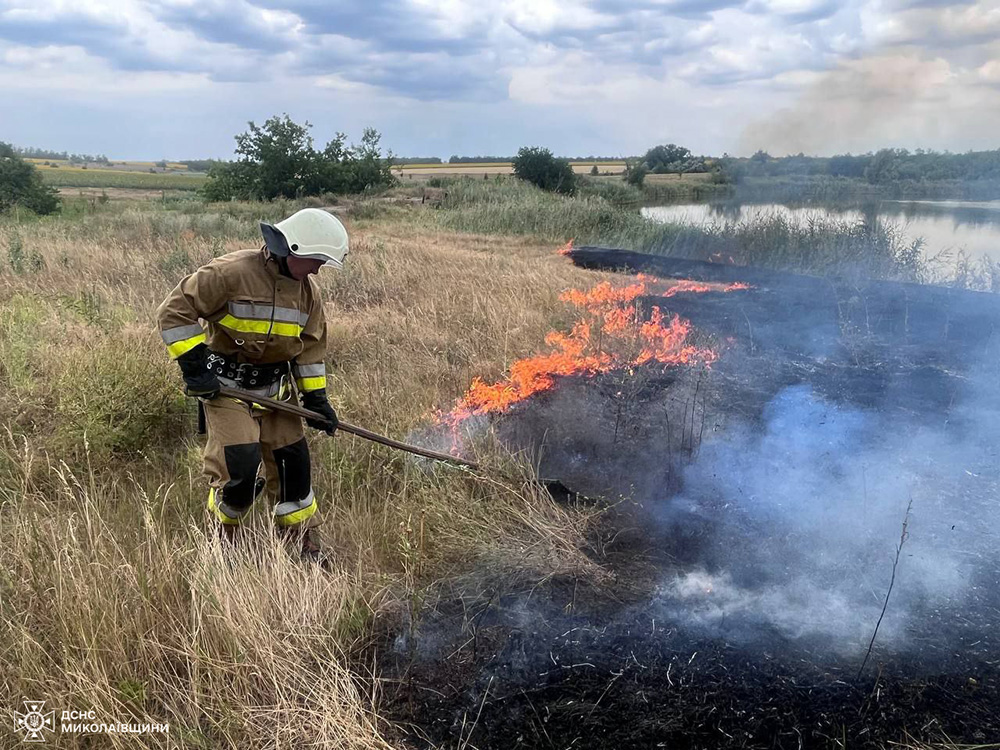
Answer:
[
  {"xmin": 377, "ymin": 256, "xmax": 1000, "ymax": 749},
  {"xmin": 379, "ymin": 513, "xmax": 1000, "ymax": 750},
  {"xmin": 380, "ymin": 579, "xmax": 999, "ymax": 749}
]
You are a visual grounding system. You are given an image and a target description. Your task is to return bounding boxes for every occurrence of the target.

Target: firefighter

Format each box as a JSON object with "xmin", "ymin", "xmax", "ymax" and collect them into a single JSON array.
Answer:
[{"xmin": 156, "ymin": 208, "xmax": 346, "ymax": 560}]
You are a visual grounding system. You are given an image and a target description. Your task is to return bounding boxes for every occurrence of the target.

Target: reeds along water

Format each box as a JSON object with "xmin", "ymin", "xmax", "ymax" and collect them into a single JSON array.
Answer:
[{"xmin": 435, "ymin": 177, "xmax": 988, "ymax": 286}]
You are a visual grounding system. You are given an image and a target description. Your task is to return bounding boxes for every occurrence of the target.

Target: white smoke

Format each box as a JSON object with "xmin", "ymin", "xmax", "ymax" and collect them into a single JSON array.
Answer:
[{"xmin": 652, "ymin": 364, "xmax": 1000, "ymax": 654}]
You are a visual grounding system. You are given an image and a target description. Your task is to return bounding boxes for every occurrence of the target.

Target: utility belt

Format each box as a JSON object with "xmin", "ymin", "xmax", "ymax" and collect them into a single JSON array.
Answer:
[{"xmin": 206, "ymin": 351, "xmax": 290, "ymax": 389}]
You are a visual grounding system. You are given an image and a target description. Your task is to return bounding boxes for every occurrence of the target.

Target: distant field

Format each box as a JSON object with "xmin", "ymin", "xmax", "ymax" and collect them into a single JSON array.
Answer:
[
  {"xmin": 645, "ymin": 172, "xmax": 714, "ymax": 183},
  {"xmin": 393, "ymin": 161, "xmax": 629, "ymax": 178},
  {"xmin": 39, "ymin": 167, "xmax": 207, "ymax": 190},
  {"xmin": 56, "ymin": 187, "xmax": 197, "ymax": 201},
  {"xmin": 33, "ymin": 158, "xmax": 712, "ymax": 191},
  {"xmin": 27, "ymin": 158, "xmax": 190, "ymax": 171}
]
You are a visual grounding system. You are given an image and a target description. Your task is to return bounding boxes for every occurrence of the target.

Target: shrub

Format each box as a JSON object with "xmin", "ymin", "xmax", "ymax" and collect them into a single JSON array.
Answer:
[
  {"xmin": 512, "ymin": 146, "xmax": 576, "ymax": 195},
  {"xmin": 577, "ymin": 177, "xmax": 641, "ymax": 205},
  {"xmin": 0, "ymin": 142, "xmax": 60, "ymax": 215},
  {"xmin": 6, "ymin": 231, "xmax": 45, "ymax": 274},
  {"xmin": 624, "ymin": 164, "xmax": 648, "ymax": 187}
]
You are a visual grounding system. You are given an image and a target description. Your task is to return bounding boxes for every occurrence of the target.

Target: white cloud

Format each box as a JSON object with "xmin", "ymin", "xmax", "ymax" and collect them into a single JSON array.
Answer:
[
  {"xmin": 503, "ymin": 0, "xmax": 615, "ymax": 35},
  {"xmin": 0, "ymin": 40, "xmax": 210, "ymax": 94},
  {"xmin": 1, "ymin": 0, "xmax": 999, "ymax": 156}
]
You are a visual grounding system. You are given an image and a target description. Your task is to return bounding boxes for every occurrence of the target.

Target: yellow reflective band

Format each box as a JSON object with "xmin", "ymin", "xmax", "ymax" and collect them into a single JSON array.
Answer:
[
  {"xmin": 296, "ymin": 376, "xmax": 327, "ymax": 392},
  {"xmin": 274, "ymin": 497, "xmax": 317, "ymax": 527},
  {"xmin": 218, "ymin": 315, "xmax": 303, "ymax": 338},
  {"xmin": 167, "ymin": 332, "xmax": 206, "ymax": 359},
  {"xmin": 208, "ymin": 488, "xmax": 241, "ymax": 526}
]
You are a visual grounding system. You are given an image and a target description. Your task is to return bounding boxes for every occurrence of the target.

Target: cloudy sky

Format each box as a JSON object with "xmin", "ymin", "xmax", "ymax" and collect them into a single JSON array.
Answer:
[{"xmin": 1, "ymin": 0, "xmax": 999, "ymax": 159}]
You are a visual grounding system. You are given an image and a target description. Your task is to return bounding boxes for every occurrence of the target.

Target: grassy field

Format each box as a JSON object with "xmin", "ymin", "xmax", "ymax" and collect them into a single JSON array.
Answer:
[
  {"xmin": 34, "ymin": 158, "xmax": 712, "ymax": 194},
  {"xmin": 26, "ymin": 158, "xmax": 190, "ymax": 171},
  {"xmin": 393, "ymin": 160, "xmax": 630, "ymax": 178},
  {"xmin": 38, "ymin": 167, "xmax": 207, "ymax": 190},
  {"xmin": 0, "ymin": 195, "xmax": 607, "ymax": 747}
]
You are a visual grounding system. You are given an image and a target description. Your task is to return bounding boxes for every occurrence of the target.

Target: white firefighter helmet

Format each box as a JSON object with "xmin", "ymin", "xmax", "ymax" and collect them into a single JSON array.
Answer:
[{"xmin": 260, "ymin": 208, "xmax": 349, "ymax": 269}]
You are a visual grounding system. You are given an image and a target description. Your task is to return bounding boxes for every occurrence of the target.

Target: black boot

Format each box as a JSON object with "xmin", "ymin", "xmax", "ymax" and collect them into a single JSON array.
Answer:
[
  {"xmin": 217, "ymin": 523, "xmax": 241, "ymax": 543},
  {"xmin": 278, "ymin": 526, "xmax": 331, "ymax": 569}
]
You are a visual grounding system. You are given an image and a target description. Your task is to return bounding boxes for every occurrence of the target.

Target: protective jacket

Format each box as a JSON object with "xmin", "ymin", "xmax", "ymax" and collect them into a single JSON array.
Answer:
[{"xmin": 155, "ymin": 248, "xmax": 327, "ymax": 396}]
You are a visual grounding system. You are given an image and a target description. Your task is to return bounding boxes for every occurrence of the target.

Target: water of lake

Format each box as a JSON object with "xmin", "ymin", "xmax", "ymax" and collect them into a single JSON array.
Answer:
[{"xmin": 642, "ymin": 201, "xmax": 1000, "ymax": 263}]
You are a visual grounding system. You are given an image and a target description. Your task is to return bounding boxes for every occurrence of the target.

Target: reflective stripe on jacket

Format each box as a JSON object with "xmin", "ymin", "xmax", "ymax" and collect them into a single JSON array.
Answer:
[{"xmin": 155, "ymin": 248, "xmax": 328, "ymax": 393}]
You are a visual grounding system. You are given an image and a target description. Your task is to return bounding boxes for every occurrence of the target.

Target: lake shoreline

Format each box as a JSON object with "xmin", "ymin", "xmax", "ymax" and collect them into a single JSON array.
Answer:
[{"xmin": 642, "ymin": 198, "xmax": 1000, "ymax": 268}]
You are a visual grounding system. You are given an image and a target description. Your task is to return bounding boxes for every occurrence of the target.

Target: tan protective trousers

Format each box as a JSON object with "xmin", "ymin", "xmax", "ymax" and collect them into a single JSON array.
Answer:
[{"xmin": 202, "ymin": 395, "xmax": 318, "ymax": 528}]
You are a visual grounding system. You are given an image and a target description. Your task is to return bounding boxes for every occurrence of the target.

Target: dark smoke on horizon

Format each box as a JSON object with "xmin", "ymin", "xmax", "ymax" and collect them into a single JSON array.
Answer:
[{"xmin": 740, "ymin": 2, "xmax": 1000, "ymax": 156}]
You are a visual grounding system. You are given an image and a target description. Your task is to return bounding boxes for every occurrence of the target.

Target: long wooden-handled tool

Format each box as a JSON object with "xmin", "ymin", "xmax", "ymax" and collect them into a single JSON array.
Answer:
[
  {"xmin": 215, "ymin": 386, "xmax": 580, "ymax": 501},
  {"xmin": 218, "ymin": 385, "xmax": 479, "ymax": 469}
]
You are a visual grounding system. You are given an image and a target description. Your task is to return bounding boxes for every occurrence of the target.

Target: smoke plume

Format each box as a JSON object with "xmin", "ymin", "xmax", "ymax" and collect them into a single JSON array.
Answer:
[
  {"xmin": 653, "ymin": 369, "xmax": 1000, "ymax": 658},
  {"xmin": 741, "ymin": 1, "xmax": 1000, "ymax": 154}
]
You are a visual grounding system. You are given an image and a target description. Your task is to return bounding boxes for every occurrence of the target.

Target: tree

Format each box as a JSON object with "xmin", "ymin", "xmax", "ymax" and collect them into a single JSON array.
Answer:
[
  {"xmin": 179, "ymin": 159, "xmax": 222, "ymax": 173},
  {"xmin": 0, "ymin": 142, "xmax": 60, "ymax": 215},
  {"xmin": 233, "ymin": 115, "xmax": 321, "ymax": 200},
  {"xmin": 865, "ymin": 149, "xmax": 903, "ymax": 184},
  {"xmin": 643, "ymin": 143, "xmax": 693, "ymax": 174},
  {"xmin": 312, "ymin": 132, "xmax": 351, "ymax": 195},
  {"xmin": 512, "ymin": 146, "xmax": 576, "ymax": 195},
  {"xmin": 829, "ymin": 154, "xmax": 868, "ymax": 178},
  {"xmin": 624, "ymin": 162, "xmax": 648, "ymax": 187},
  {"xmin": 201, "ymin": 114, "xmax": 395, "ymax": 201},
  {"xmin": 347, "ymin": 127, "xmax": 394, "ymax": 193},
  {"xmin": 201, "ymin": 161, "xmax": 251, "ymax": 202}
]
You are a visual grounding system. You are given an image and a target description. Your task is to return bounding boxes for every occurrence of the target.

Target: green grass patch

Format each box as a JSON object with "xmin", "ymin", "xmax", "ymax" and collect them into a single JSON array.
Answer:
[
  {"xmin": 41, "ymin": 169, "xmax": 207, "ymax": 190},
  {"xmin": 53, "ymin": 333, "xmax": 190, "ymax": 461},
  {"xmin": 0, "ymin": 295, "xmax": 47, "ymax": 392}
]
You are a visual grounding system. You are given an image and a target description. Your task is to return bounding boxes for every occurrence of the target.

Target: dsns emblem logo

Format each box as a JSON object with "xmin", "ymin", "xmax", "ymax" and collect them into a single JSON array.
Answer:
[{"xmin": 14, "ymin": 702, "xmax": 55, "ymax": 743}]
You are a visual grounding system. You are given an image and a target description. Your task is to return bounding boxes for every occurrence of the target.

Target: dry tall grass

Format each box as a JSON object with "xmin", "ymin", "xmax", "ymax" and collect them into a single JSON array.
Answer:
[{"xmin": 0, "ymin": 198, "xmax": 608, "ymax": 747}]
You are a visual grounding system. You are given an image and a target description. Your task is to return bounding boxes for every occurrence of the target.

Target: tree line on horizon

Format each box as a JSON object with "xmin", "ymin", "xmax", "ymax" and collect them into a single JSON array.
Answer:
[
  {"xmin": 8, "ymin": 113, "xmax": 1000, "ymax": 217},
  {"xmin": 721, "ymin": 148, "xmax": 1000, "ymax": 184},
  {"xmin": 14, "ymin": 146, "xmax": 111, "ymax": 166},
  {"xmin": 17, "ymin": 131, "xmax": 1000, "ymax": 187}
]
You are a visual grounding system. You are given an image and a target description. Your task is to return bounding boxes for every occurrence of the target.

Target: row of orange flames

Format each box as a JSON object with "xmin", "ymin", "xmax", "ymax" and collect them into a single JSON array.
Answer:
[{"xmin": 438, "ymin": 241, "xmax": 749, "ymax": 428}]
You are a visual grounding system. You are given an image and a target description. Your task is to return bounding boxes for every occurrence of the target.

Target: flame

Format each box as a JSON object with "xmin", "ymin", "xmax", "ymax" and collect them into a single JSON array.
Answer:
[
  {"xmin": 439, "ymin": 272, "xmax": 750, "ymax": 427},
  {"xmin": 558, "ymin": 239, "xmax": 574, "ymax": 256}
]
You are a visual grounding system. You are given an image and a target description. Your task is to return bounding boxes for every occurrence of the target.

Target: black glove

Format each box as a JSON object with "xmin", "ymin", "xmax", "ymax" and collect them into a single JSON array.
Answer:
[
  {"xmin": 301, "ymin": 389, "xmax": 338, "ymax": 435},
  {"xmin": 177, "ymin": 344, "xmax": 221, "ymax": 399}
]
